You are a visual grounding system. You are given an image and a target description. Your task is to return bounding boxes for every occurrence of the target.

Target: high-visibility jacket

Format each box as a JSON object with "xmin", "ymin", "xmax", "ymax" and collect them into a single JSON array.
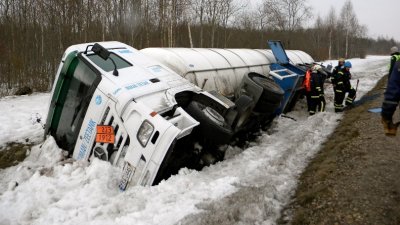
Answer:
[
  {"xmin": 389, "ymin": 53, "xmax": 400, "ymax": 77},
  {"xmin": 303, "ymin": 69, "xmax": 312, "ymax": 92}
]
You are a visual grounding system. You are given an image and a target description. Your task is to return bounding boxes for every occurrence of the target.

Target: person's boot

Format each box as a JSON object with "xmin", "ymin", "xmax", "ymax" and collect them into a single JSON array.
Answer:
[
  {"xmin": 381, "ymin": 118, "xmax": 398, "ymax": 136},
  {"xmin": 345, "ymin": 100, "xmax": 353, "ymax": 107}
]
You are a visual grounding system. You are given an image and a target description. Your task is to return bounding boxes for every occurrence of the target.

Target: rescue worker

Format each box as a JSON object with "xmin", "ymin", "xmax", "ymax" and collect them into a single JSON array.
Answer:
[
  {"xmin": 389, "ymin": 46, "xmax": 400, "ymax": 79},
  {"xmin": 332, "ymin": 61, "xmax": 356, "ymax": 112},
  {"xmin": 331, "ymin": 58, "xmax": 345, "ymax": 80},
  {"xmin": 381, "ymin": 60, "xmax": 400, "ymax": 136},
  {"xmin": 303, "ymin": 67, "xmax": 313, "ymax": 113},
  {"xmin": 330, "ymin": 58, "xmax": 345, "ymax": 97},
  {"xmin": 303, "ymin": 64, "xmax": 326, "ymax": 115}
]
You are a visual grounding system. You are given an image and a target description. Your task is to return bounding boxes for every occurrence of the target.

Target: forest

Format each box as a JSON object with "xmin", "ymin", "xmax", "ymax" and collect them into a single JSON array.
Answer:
[{"xmin": 0, "ymin": 0, "xmax": 398, "ymax": 96}]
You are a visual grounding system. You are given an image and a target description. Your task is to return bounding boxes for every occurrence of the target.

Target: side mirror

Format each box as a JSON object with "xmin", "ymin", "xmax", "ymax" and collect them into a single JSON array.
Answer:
[
  {"xmin": 92, "ymin": 43, "xmax": 110, "ymax": 60},
  {"xmin": 89, "ymin": 43, "xmax": 119, "ymax": 76}
]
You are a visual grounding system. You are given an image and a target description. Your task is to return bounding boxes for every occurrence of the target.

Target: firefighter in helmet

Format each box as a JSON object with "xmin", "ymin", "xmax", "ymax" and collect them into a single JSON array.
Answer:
[
  {"xmin": 330, "ymin": 58, "xmax": 345, "ymax": 99},
  {"xmin": 331, "ymin": 58, "xmax": 345, "ymax": 80},
  {"xmin": 333, "ymin": 61, "xmax": 356, "ymax": 112},
  {"xmin": 304, "ymin": 64, "xmax": 326, "ymax": 115}
]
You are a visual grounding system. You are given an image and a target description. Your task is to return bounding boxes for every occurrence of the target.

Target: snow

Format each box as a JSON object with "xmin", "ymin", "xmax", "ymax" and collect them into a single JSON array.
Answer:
[
  {"xmin": 0, "ymin": 56, "xmax": 389, "ymax": 225},
  {"xmin": 0, "ymin": 93, "xmax": 50, "ymax": 146}
]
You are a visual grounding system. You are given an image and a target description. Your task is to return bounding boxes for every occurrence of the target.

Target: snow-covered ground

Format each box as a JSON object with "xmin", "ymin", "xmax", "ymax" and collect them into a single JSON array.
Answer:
[
  {"xmin": 0, "ymin": 56, "xmax": 389, "ymax": 225},
  {"xmin": 0, "ymin": 93, "xmax": 49, "ymax": 146}
]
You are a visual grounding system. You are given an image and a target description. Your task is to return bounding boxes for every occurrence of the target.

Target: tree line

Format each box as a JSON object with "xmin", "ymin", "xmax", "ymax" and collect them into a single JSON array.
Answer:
[{"xmin": 0, "ymin": 0, "xmax": 397, "ymax": 96}]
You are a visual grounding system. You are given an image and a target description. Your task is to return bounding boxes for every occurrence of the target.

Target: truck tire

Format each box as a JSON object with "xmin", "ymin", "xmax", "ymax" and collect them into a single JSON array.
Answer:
[
  {"xmin": 255, "ymin": 100, "xmax": 281, "ymax": 115},
  {"xmin": 186, "ymin": 101, "xmax": 233, "ymax": 147},
  {"xmin": 250, "ymin": 76, "xmax": 284, "ymax": 113},
  {"xmin": 232, "ymin": 95, "xmax": 254, "ymax": 129}
]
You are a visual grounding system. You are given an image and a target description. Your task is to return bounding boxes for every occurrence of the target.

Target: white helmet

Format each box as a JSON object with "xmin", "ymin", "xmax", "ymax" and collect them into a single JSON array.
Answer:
[
  {"xmin": 312, "ymin": 64, "xmax": 322, "ymax": 72},
  {"xmin": 391, "ymin": 46, "xmax": 398, "ymax": 54}
]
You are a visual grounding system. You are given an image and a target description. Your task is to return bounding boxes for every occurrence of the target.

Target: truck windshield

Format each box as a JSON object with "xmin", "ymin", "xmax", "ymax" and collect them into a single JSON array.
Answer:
[
  {"xmin": 52, "ymin": 58, "xmax": 100, "ymax": 152},
  {"xmin": 87, "ymin": 53, "xmax": 132, "ymax": 72}
]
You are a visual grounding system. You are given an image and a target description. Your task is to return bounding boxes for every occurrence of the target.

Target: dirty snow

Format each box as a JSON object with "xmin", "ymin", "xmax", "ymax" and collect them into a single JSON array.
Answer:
[{"xmin": 0, "ymin": 56, "xmax": 389, "ymax": 225}]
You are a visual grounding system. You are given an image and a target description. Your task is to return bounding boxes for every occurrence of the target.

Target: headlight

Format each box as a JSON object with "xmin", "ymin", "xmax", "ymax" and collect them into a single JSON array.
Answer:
[{"xmin": 137, "ymin": 120, "xmax": 154, "ymax": 147}]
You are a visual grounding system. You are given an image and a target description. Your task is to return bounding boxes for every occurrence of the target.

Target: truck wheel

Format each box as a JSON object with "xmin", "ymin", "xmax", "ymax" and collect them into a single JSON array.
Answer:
[
  {"xmin": 255, "ymin": 101, "xmax": 281, "ymax": 115},
  {"xmin": 186, "ymin": 101, "xmax": 233, "ymax": 147},
  {"xmin": 250, "ymin": 76, "xmax": 284, "ymax": 113}
]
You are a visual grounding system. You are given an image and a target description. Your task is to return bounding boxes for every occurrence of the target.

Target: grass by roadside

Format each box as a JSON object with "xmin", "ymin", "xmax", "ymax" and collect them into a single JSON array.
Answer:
[
  {"xmin": 280, "ymin": 76, "xmax": 400, "ymax": 225},
  {"xmin": 0, "ymin": 143, "xmax": 33, "ymax": 169}
]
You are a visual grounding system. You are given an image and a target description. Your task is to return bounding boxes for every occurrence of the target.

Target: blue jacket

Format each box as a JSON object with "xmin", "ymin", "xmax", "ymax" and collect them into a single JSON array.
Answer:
[
  {"xmin": 389, "ymin": 53, "xmax": 400, "ymax": 78},
  {"xmin": 382, "ymin": 61, "xmax": 400, "ymax": 120}
]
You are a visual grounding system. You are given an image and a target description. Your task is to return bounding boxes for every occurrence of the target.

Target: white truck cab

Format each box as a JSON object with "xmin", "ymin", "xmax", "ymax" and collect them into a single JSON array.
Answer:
[{"xmin": 44, "ymin": 41, "xmax": 308, "ymax": 190}]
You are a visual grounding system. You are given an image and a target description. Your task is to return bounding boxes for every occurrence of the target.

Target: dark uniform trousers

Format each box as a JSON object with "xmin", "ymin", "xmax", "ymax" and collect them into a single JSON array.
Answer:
[
  {"xmin": 308, "ymin": 72, "xmax": 326, "ymax": 115},
  {"xmin": 334, "ymin": 79, "xmax": 356, "ymax": 112}
]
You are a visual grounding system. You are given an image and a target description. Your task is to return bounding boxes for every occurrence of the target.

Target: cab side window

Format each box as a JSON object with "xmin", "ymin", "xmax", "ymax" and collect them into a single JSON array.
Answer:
[{"xmin": 54, "ymin": 58, "xmax": 100, "ymax": 152}]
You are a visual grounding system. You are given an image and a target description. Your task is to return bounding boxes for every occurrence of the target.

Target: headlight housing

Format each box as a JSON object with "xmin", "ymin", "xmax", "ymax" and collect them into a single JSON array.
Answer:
[{"xmin": 137, "ymin": 120, "xmax": 154, "ymax": 147}]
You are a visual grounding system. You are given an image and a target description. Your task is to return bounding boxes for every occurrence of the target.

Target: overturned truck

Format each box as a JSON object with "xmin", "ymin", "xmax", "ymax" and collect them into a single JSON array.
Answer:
[{"xmin": 44, "ymin": 41, "xmax": 314, "ymax": 190}]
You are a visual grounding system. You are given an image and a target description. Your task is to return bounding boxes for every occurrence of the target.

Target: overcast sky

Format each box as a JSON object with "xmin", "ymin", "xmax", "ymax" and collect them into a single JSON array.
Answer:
[
  {"xmin": 307, "ymin": 0, "xmax": 400, "ymax": 41},
  {"xmin": 250, "ymin": 0, "xmax": 399, "ymax": 42}
]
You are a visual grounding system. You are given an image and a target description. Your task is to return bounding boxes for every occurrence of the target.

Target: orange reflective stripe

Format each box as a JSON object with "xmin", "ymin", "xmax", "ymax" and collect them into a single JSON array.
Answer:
[{"xmin": 303, "ymin": 70, "xmax": 311, "ymax": 92}]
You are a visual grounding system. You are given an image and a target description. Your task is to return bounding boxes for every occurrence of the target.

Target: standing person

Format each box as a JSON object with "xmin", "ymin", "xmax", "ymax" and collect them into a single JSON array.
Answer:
[
  {"xmin": 381, "ymin": 61, "xmax": 400, "ymax": 136},
  {"xmin": 389, "ymin": 46, "xmax": 400, "ymax": 80},
  {"xmin": 305, "ymin": 65, "xmax": 326, "ymax": 115},
  {"xmin": 332, "ymin": 61, "xmax": 356, "ymax": 112},
  {"xmin": 330, "ymin": 58, "xmax": 345, "ymax": 80},
  {"xmin": 303, "ymin": 67, "xmax": 313, "ymax": 114},
  {"xmin": 330, "ymin": 58, "xmax": 345, "ymax": 100}
]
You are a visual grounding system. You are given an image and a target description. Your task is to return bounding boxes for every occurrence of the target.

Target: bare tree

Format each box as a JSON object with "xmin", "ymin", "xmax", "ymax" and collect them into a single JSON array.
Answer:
[
  {"xmin": 243, "ymin": 4, "xmax": 267, "ymax": 47},
  {"xmin": 313, "ymin": 15, "xmax": 323, "ymax": 49},
  {"xmin": 325, "ymin": 6, "xmax": 336, "ymax": 59},
  {"xmin": 219, "ymin": 0, "xmax": 246, "ymax": 47},
  {"xmin": 234, "ymin": 9, "xmax": 257, "ymax": 30},
  {"xmin": 191, "ymin": 0, "xmax": 206, "ymax": 47},
  {"xmin": 339, "ymin": 0, "xmax": 358, "ymax": 58},
  {"xmin": 262, "ymin": 0, "xmax": 311, "ymax": 31},
  {"xmin": 205, "ymin": 0, "xmax": 223, "ymax": 47},
  {"xmin": 0, "ymin": 0, "xmax": 391, "ymax": 96}
]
